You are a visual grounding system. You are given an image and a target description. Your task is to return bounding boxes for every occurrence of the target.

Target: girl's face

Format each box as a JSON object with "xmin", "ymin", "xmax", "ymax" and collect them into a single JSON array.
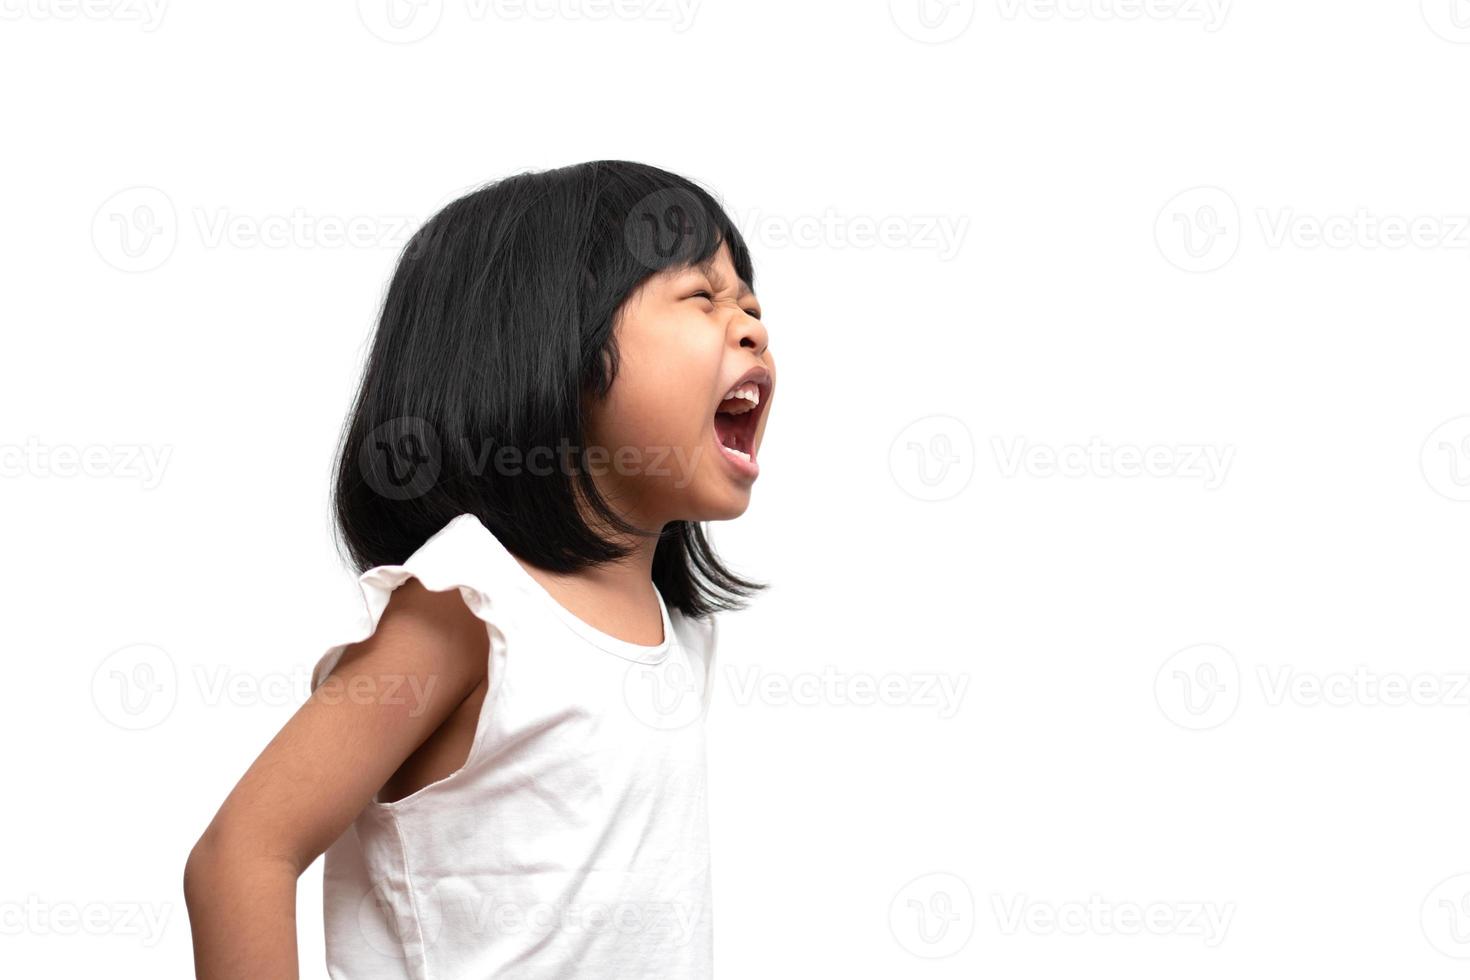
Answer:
[{"xmin": 585, "ymin": 241, "xmax": 775, "ymax": 528}]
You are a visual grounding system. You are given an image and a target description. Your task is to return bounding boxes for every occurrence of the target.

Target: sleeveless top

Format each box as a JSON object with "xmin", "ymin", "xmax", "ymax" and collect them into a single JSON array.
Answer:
[{"xmin": 308, "ymin": 513, "xmax": 718, "ymax": 979}]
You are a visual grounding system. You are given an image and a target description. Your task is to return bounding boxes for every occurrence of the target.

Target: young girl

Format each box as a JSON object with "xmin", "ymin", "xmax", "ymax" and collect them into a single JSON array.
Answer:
[{"xmin": 183, "ymin": 161, "xmax": 775, "ymax": 979}]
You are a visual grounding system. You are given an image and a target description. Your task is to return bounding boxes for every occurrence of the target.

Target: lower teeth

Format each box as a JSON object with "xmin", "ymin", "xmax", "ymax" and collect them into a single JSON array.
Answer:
[{"xmin": 724, "ymin": 446, "xmax": 750, "ymax": 462}]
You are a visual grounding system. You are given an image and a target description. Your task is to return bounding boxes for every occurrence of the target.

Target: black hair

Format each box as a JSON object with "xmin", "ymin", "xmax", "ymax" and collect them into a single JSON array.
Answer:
[{"xmin": 330, "ymin": 160, "xmax": 764, "ymax": 619}]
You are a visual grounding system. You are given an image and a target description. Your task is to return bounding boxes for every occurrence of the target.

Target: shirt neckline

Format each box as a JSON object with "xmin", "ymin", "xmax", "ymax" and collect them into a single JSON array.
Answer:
[{"xmin": 454, "ymin": 514, "xmax": 675, "ymax": 664}]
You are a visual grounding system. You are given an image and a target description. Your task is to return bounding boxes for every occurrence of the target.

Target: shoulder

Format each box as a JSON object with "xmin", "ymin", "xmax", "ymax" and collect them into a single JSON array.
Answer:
[
  {"xmin": 372, "ymin": 576, "xmax": 487, "ymax": 645},
  {"xmin": 319, "ymin": 577, "xmax": 489, "ymax": 706},
  {"xmin": 311, "ymin": 514, "xmax": 509, "ymax": 698}
]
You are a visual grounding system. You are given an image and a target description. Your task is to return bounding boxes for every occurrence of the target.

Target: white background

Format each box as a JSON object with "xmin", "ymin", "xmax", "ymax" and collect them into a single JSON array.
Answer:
[{"xmin": 4, "ymin": 0, "xmax": 1470, "ymax": 976}]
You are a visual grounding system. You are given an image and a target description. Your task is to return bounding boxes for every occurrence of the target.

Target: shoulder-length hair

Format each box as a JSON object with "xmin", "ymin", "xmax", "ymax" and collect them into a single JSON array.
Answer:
[{"xmin": 331, "ymin": 160, "xmax": 763, "ymax": 619}]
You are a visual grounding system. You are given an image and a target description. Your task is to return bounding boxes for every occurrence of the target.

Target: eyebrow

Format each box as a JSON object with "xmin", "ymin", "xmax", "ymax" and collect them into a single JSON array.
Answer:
[{"xmin": 695, "ymin": 257, "xmax": 755, "ymax": 300}]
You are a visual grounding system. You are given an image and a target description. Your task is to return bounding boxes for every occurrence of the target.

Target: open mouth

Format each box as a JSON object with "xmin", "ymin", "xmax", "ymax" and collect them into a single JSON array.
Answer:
[{"xmin": 712, "ymin": 377, "xmax": 769, "ymax": 466}]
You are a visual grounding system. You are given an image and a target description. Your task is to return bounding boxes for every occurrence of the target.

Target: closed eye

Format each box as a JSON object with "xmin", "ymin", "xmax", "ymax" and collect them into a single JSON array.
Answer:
[{"xmin": 688, "ymin": 290, "xmax": 762, "ymax": 320}]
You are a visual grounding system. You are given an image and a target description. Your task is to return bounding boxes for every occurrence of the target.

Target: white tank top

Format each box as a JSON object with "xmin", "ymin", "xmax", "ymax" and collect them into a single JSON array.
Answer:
[{"xmin": 309, "ymin": 513, "xmax": 717, "ymax": 979}]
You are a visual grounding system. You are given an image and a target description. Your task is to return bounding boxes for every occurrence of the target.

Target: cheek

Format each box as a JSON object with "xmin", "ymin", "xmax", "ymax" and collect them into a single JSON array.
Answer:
[
  {"xmin": 592, "ymin": 311, "xmax": 718, "ymax": 454},
  {"xmin": 594, "ymin": 383, "xmax": 701, "ymax": 452}
]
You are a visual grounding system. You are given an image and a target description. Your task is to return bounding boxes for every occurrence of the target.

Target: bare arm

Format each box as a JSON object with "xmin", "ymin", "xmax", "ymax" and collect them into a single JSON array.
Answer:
[{"xmin": 183, "ymin": 579, "xmax": 489, "ymax": 980}]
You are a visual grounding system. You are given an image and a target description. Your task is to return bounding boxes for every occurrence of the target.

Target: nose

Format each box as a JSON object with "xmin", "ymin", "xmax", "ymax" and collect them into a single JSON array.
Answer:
[{"xmin": 735, "ymin": 311, "xmax": 768, "ymax": 357}]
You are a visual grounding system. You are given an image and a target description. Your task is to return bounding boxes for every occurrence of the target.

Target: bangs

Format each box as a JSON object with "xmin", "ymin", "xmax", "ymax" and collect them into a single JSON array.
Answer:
[{"xmin": 620, "ymin": 182, "xmax": 743, "ymax": 278}]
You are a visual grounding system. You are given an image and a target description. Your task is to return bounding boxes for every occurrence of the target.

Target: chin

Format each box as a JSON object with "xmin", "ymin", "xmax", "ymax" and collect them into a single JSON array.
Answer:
[{"xmin": 681, "ymin": 479, "xmax": 754, "ymax": 523}]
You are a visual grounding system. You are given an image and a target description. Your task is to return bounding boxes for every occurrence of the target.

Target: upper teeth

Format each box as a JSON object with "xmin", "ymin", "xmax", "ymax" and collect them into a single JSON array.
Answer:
[{"xmin": 722, "ymin": 382, "xmax": 760, "ymax": 407}]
